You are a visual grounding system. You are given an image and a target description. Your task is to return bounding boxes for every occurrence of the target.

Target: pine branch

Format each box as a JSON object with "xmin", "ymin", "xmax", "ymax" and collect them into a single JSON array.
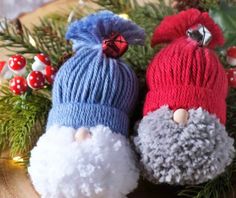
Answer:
[
  {"xmin": 0, "ymin": 18, "xmax": 72, "ymax": 66},
  {"xmin": 117, "ymin": 0, "xmax": 174, "ymax": 80},
  {"xmin": 173, "ymin": 0, "xmax": 220, "ymax": 11},
  {"xmin": 0, "ymin": 6, "xmax": 74, "ymax": 165},
  {"xmin": 32, "ymin": 19, "xmax": 72, "ymax": 65},
  {"xmin": 0, "ymin": 21, "xmax": 38, "ymax": 55},
  {"xmin": 0, "ymin": 1, "xmax": 235, "ymax": 197},
  {"xmin": 0, "ymin": 86, "xmax": 51, "ymax": 157},
  {"xmin": 178, "ymin": 159, "xmax": 236, "ymax": 198},
  {"xmin": 178, "ymin": 37, "xmax": 236, "ymax": 198},
  {"xmin": 94, "ymin": 0, "xmax": 137, "ymax": 13}
]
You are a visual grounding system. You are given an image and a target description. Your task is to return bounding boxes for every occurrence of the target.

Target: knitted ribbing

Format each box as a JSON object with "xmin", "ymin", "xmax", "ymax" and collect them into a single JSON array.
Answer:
[
  {"xmin": 144, "ymin": 9, "xmax": 228, "ymax": 124},
  {"xmin": 47, "ymin": 11, "xmax": 145, "ymax": 135}
]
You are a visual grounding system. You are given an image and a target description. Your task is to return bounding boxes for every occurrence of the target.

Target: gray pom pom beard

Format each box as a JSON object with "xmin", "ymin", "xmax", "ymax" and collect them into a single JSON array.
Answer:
[{"xmin": 133, "ymin": 106, "xmax": 235, "ymax": 185}]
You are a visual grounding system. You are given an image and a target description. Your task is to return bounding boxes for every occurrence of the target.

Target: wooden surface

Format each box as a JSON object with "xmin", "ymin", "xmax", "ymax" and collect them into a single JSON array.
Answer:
[
  {"xmin": 0, "ymin": 155, "xmax": 234, "ymax": 198},
  {"xmin": 0, "ymin": 155, "xmax": 181, "ymax": 198},
  {"xmin": 0, "ymin": 0, "xmax": 76, "ymax": 196},
  {"xmin": 0, "ymin": 0, "xmax": 235, "ymax": 197},
  {"xmin": 0, "ymin": 157, "xmax": 39, "ymax": 198},
  {"xmin": 1, "ymin": 0, "xmax": 78, "ymax": 61},
  {"xmin": 0, "ymin": 1, "xmax": 175, "ymax": 197},
  {"xmin": 0, "ymin": 1, "xmax": 181, "ymax": 197}
]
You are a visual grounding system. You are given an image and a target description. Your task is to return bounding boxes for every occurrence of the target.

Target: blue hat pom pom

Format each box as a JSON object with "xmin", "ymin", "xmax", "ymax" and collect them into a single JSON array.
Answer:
[
  {"xmin": 29, "ymin": 11, "xmax": 145, "ymax": 198},
  {"xmin": 66, "ymin": 10, "xmax": 145, "ymax": 52},
  {"xmin": 47, "ymin": 11, "xmax": 145, "ymax": 135}
]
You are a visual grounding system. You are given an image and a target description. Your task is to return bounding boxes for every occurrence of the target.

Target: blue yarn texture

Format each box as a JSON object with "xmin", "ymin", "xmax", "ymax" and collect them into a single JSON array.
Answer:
[{"xmin": 47, "ymin": 11, "xmax": 145, "ymax": 136}]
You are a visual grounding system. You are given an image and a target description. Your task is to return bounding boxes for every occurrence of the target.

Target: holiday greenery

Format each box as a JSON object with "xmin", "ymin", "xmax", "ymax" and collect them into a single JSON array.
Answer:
[
  {"xmin": 0, "ymin": 85, "xmax": 51, "ymax": 156},
  {"xmin": 0, "ymin": 17, "xmax": 72, "ymax": 156},
  {"xmin": 172, "ymin": 0, "xmax": 219, "ymax": 11},
  {"xmin": 0, "ymin": 0, "xmax": 236, "ymax": 197}
]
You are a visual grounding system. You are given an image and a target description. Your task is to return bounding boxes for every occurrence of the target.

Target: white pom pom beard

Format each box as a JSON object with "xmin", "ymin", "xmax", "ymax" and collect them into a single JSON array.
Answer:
[
  {"xmin": 28, "ymin": 125, "xmax": 139, "ymax": 198},
  {"xmin": 133, "ymin": 106, "xmax": 235, "ymax": 185}
]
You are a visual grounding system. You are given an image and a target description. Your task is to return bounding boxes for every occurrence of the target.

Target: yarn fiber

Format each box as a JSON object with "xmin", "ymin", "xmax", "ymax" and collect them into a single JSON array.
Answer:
[
  {"xmin": 133, "ymin": 8, "xmax": 235, "ymax": 185},
  {"xmin": 144, "ymin": 9, "xmax": 227, "ymax": 124},
  {"xmin": 134, "ymin": 106, "xmax": 235, "ymax": 185},
  {"xmin": 29, "ymin": 11, "xmax": 144, "ymax": 197},
  {"xmin": 47, "ymin": 11, "xmax": 145, "ymax": 135},
  {"xmin": 29, "ymin": 124, "xmax": 139, "ymax": 198}
]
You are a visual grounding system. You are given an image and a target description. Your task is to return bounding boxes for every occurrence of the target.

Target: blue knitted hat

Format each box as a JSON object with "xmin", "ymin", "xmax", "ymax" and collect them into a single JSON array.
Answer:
[{"xmin": 47, "ymin": 11, "xmax": 145, "ymax": 136}]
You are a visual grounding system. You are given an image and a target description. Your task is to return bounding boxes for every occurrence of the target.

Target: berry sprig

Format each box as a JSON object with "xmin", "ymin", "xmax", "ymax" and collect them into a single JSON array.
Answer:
[{"xmin": 0, "ymin": 53, "xmax": 58, "ymax": 95}]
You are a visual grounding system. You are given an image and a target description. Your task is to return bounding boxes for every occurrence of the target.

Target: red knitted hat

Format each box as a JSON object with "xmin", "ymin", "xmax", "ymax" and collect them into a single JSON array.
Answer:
[{"xmin": 144, "ymin": 9, "xmax": 228, "ymax": 124}]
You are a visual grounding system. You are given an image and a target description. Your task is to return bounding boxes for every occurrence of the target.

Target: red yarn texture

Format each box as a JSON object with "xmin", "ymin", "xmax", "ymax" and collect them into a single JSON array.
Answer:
[
  {"xmin": 144, "ymin": 9, "xmax": 228, "ymax": 124},
  {"xmin": 151, "ymin": 9, "xmax": 224, "ymax": 48}
]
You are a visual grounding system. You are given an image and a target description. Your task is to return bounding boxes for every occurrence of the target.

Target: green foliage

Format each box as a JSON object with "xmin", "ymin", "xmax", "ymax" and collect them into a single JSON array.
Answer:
[
  {"xmin": 0, "ymin": 86, "xmax": 51, "ymax": 156},
  {"xmin": 173, "ymin": 0, "xmax": 219, "ymax": 11},
  {"xmin": 210, "ymin": 4, "xmax": 236, "ymax": 50},
  {"xmin": 125, "ymin": 0, "xmax": 174, "ymax": 67},
  {"xmin": 226, "ymin": 89, "xmax": 236, "ymax": 139},
  {"xmin": 0, "ymin": 14, "xmax": 73, "ymax": 159},
  {"xmin": 94, "ymin": 0, "xmax": 175, "ymax": 125},
  {"xmin": 93, "ymin": 0, "xmax": 138, "ymax": 13},
  {"xmin": 32, "ymin": 19, "xmax": 72, "ymax": 66},
  {"xmin": 199, "ymin": 0, "xmax": 220, "ymax": 10},
  {"xmin": 0, "ymin": 0, "xmax": 236, "ymax": 197},
  {"xmin": 0, "ymin": 18, "xmax": 72, "ymax": 67},
  {"xmin": 178, "ymin": 160, "xmax": 236, "ymax": 198},
  {"xmin": 177, "ymin": 54, "xmax": 236, "ymax": 198},
  {"xmin": 0, "ymin": 19, "xmax": 38, "ymax": 55}
]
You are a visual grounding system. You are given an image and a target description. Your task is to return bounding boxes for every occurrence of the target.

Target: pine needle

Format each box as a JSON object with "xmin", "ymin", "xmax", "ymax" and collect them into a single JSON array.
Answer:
[{"xmin": 0, "ymin": 1, "xmax": 235, "ymax": 197}]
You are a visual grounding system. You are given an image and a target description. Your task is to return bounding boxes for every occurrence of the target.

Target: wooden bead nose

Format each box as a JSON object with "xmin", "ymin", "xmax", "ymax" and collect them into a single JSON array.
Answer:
[
  {"xmin": 74, "ymin": 127, "xmax": 91, "ymax": 143},
  {"xmin": 173, "ymin": 108, "xmax": 189, "ymax": 124}
]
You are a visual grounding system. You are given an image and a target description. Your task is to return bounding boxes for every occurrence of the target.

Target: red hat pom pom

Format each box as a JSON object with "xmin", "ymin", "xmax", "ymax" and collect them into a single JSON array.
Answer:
[{"xmin": 151, "ymin": 9, "xmax": 224, "ymax": 49}]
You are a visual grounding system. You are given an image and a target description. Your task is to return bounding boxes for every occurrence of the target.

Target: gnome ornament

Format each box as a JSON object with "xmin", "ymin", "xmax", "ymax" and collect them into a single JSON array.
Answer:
[
  {"xmin": 28, "ymin": 11, "xmax": 145, "ymax": 198},
  {"xmin": 134, "ymin": 9, "xmax": 235, "ymax": 185}
]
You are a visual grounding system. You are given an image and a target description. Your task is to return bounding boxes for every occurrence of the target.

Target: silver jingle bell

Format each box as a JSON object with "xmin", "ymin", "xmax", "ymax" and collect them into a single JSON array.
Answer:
[{"xmin": 187, "ymin": 24, "xmax": 212, "ymax": 46}]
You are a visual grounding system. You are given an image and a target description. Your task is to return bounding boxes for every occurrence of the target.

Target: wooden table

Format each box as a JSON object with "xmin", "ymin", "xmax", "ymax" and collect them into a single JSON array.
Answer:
[
  {"xmin": 0, "ymin": 0, "xmax": 235, "ymax": 197},
  {"xmin": 0, "ymin": 155, "xmax": 183, "ymax": 198},
  {"xmin": 1, "ymin": 1, "xmax": 176, "ymax": 197},
  {"xmin": 0, "ymin": 156, "xmax": 39, "ymax": 198}
]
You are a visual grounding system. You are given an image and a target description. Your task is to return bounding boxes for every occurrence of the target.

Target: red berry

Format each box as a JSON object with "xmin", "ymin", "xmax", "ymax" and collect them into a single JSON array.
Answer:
[
  {"xmin": 226, "ymin": 68, "xmax": 236, "ymax": 88},
  {"xmin": 35, "ymin": 53, "xmax": 50, "ymax": 65},
  {"xmin": 9, "ymin": 76, "xmax": 28, "ymax": 95},
  {"xmin": 0, "ymin": 61, "xmax": 6, "ymax": 73},
  {"xmin": 8, "ymin": 55, "xmax": 26, "ymax": 72},
  {"xmin": 27, "ymin": 71, "xmax": 45, "ymax": 89},
  {"xmin": 227, "ymin": 46, "xmax": 236, "ymax": 66},
  {"xmin": 45, "ymin": 65, "xmax": 57, "ymax": 84},
  {"xmin": 227, "ymin": 46, "xmax": 236, "ymax": 57}
]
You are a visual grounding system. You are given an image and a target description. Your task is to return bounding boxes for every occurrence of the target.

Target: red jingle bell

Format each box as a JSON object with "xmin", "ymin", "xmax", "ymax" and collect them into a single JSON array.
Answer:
[{"xmin": 102, "ymin": 32, "xmax": 128, "ymax": 58}]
